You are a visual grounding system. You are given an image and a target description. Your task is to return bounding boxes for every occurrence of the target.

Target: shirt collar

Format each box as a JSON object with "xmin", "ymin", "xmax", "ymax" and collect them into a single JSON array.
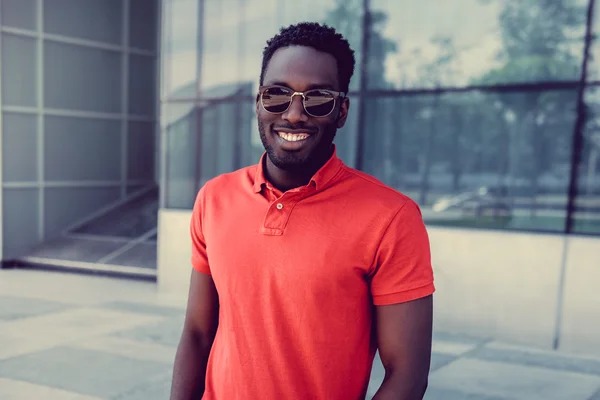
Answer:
[{"xmin": 253, "ymin": 145, "xmax": 343, "ymax": 194}]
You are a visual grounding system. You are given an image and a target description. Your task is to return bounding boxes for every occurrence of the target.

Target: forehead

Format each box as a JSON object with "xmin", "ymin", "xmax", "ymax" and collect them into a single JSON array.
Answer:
[{"xmin": 263, "ymin": 46, "xmax": 339, "ymax": 90}]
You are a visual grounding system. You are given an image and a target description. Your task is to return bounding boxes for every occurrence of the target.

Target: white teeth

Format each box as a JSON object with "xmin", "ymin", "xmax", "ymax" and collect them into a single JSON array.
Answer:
[{"xmin": 277, "ymin": 132, "xmax": 309, "ymax": 142}]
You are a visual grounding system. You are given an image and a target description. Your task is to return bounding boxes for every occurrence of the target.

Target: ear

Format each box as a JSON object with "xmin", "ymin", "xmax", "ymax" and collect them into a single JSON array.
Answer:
[
  {"xmin": 255, "ymin": 93, "xmax": 261, "ymax": 116},
  {"xmin": 336, "ymin": 97, "xmax": 350, "ymax": 128}
]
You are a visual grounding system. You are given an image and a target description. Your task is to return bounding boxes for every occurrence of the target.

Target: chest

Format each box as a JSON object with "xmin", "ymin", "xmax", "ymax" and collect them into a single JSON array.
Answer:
[{"xmin": 204, "ymin": 197, "xmax": 375, "ymax": 307}]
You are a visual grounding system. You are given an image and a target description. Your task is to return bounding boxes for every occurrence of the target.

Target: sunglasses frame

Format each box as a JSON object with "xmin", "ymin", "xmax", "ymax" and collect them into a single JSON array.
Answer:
[{"xmin": 258, "ymin": 85, "xmax": 346, "ymax": 118}]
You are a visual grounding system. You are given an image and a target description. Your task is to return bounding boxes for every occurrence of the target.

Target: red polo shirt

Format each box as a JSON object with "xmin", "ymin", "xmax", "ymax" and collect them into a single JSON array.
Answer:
[{"xmin": 190, "ymin": 149, "xmax": 435, "ymax": 400}]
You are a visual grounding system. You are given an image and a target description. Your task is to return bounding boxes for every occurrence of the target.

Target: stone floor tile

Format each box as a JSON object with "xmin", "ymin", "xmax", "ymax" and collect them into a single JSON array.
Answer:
[
  {"xmin": 0, "ymin": 333, "xmax": 71, "ymax": 361},
  {"xmin": 0, "ymin": 307, "xmax": 163, "ymax": 342},
  {"xmin": 99, "ymin": 301, "xmax": 185, "ymax": 318},
  {"xmin": 112, "ymin": 315, "xmax": 185, "ymax": 348},
  {"xmin": 424, "ymin": 386, "xmax": 509, "ymax": 400},
  {"xmin": 0, "ymin": 346, "xmax": 171, "ymax": 399},
  {"xmin": 0, "ymin": 269, "xmax": 158, "ymax": 306},
  {"xmin": 0, "ymin": 295, "xmax": 73, "ymax": 321},
  {"xmin": 433, "ymin": 338, "xmax": 478, "ymax": 356},
  {"xmin": 110, "ymin": 371, "xmax": 172, "ymax": 400},
  {"xmin": 72, "ymin": 336, "xmax": 176, "ymax": 364},
  {"xmin": 431, "ymin": 352, "xmax": 458, "ymax": 371},
  {"xmin": 429, "ymin": 358, "xmax": 600, "ymax": 400},
  {"xmin": 588, "ymin": 387, "xmax": 600, "ymax": 400},
  {"xmin": 469, "ymin": 343, "xmax": 600, "ymax": 376},
  {"xmin": 0, "ymin": 378, "xmax": 103, "ymax": 400},
  {"xmin": 433, "ymin": 331, "xmax": 489, "ymax": 347},
  {"xmin": 365, "ymin": 351, "xmax": 458, "ymax": 398}
]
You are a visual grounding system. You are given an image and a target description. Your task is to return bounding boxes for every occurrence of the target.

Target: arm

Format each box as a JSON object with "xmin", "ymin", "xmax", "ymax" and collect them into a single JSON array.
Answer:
[
  {"xmin": 372, "ymin": 295, "xmax": 433, "ymax": 400},
  {"xmin": 170, "ymin": 270, "xmax": 219, "ymax": 400}
]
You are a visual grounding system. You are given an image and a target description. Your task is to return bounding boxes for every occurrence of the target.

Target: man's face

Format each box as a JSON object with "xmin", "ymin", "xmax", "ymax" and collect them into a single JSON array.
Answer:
[{"xmin": 257, "ymin": 46, "xmax": 349, "ymax": 172}]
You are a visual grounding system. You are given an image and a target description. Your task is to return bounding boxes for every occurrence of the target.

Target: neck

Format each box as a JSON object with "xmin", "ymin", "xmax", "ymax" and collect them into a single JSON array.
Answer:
[{"xmin": 265, "ymin": 147, "xmax": 333, "ymax": 192}]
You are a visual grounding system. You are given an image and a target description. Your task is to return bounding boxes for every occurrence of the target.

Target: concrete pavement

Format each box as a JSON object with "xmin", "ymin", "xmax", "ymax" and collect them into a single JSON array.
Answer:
[{"xmin": 0, "ymin": 268, "xmax": 599, "ymax": 400}]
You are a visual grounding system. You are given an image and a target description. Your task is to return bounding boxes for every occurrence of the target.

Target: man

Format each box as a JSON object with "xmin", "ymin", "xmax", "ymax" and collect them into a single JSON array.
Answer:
[{"xmin": 171, "ymin": 22, "xmax": 435, "ymax": 400}]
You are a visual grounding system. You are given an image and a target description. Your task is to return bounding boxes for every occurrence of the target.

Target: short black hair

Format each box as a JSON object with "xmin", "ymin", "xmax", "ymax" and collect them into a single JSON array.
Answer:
[{"xmin": 260, "ymin": 22, "xmax": 356, "ymax": 93}]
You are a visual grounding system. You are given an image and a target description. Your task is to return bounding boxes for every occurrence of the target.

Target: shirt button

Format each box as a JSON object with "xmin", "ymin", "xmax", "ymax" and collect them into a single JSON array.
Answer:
[{"xmin": 276, "ymin": 203, "xmax": 284, "ymax": 210}]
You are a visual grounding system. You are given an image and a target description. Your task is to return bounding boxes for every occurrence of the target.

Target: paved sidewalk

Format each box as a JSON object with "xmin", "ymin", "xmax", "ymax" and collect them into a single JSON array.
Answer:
[{"xmin": 1, "ymin": 268, "xmax": 599, "ymax": 400}]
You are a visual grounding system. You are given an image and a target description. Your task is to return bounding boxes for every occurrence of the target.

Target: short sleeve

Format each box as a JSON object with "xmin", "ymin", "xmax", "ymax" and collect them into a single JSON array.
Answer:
[
  {"xmin": 370, "ymin": 199, "xmax": 435, "ymax": 306},
  {"xmin": 190, "ymin": 186, "xmax": 211, "ymax": 274}
]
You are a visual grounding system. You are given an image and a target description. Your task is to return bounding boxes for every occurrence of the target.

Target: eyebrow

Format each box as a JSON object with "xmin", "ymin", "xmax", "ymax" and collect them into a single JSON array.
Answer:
[{"xmin": 267, "ymin": 81, "xmax": 337, "ymax": 91}]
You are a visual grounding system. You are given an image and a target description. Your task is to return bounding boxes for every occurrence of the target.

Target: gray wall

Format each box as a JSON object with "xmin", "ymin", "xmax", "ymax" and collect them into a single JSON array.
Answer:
[{"xmin": 0, "ymin": 0, "xmax": 159, "ymax": 260}]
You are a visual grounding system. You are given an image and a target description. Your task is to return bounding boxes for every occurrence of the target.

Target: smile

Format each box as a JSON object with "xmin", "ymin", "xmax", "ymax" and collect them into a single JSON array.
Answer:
[{"xmin": 276, "ymin": 131, "xmax": 310, "ymax": 142}]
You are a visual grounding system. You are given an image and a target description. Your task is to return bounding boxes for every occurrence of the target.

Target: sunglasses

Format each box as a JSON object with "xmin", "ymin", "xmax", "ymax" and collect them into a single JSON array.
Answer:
[{"xmin": 259, "ymin": 85, "xmax": 346, "ymax": 118}]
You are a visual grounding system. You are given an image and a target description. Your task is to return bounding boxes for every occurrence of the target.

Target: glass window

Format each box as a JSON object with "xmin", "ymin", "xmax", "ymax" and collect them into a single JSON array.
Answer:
[
  {"xmin": 368, "ymin": 0, "xmax": 587, "ymax": 89},
  {"xmin": 44, "ymin": 187, "xmax": 121, "ymax": 237},
  {"xmin": 44, "ymin": 41, "xmax": 122, "ymax": 113},
  {"xmin": 164, "ymin": 102, "xmax": 199, "ymax": 209},
  {"xmin": 43, "ymin": 0, "xmax": 122, "ymax": 44},
  {"xmin": 1, "ymin": 34, "xmax": 37, "ymax": 107},
  {"xmin": 2, "ymin": 112, "xmax": 38, "ymax": 182},
  {"xmin": 163, "ymin": 0, "xmax": 199, "ymax": 99},
  {"xmin": 164, "ymin": 96, "xmax": 261, "ymax": 209},
  {"xmin": 197, "ymin": 97, "xmax": 259, "ymax": 186},
  {"xmin": 362, "ymin": 89, "xmax": 577, "ymax": 232},
  {"xmin": 199, "ymin": 0, "xmax": 363, "ymax": 97},
  {"xmin": 44, "ymin": 116, "xmax": 121, "ymax": 181},
  {"xmin": 587, "ymin": 2, "xmax": 600, "ymax": 81},
  {"xmin": 335, "ymin": 96, "xmax": 359, "ymax": 168},
  {"xmin": 573, "ymin": 87, "xmax": 600, "ymax": 234},
  {"xmin": 129, "ymin": 0, "xmax": 158, "ymax": 51},
  {"xmin": 200, "ymin": 0, "xmax": 245, "ymax": 96},
  {"xmin": 0, "ymin": 0, "xmax": 36, "ymax": 31},
  {"xmin": 129, "ymin": 54, "xmax": 157, "ymax": 116},
  {"xmin": 128, "ymin": 121, "xmax": 156, "ymax": 181},
  {"xmin": 2, "ymin": 188, "xmax": 39, "ymax": 259}
]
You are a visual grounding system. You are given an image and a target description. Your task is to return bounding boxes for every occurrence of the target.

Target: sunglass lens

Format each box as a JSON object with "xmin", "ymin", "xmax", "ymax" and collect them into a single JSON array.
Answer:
[
  {"xmin": 262, "ymin": 87, "xmax": 292, "ymax": 113},
  {"xmin": 304, "ymin": 90, "xmax": 336, "ymax": 117}
]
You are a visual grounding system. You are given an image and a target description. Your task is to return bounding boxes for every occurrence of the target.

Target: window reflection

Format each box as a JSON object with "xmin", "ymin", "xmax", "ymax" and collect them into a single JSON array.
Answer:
[
  {"xmin": 574, "ymin": 88, "xmax": 600, "ymax": 234},
  {"xmin": 369, "ymin": 0, "xmax": 586, "ymax": 89},
  {"xmin": 161, "ymin": 0, "xmax": 599, "ymax": 235},
  {"xmin": 587, "ymin": 2, "xmax": 600, "ymax": 81},
  {"xmin": 164, "ymin": 94, "xmax": 262, "ymax": 209},
  {"xmin": 363, "ymin": 89, "xmax": 577, "ymax": 232},
  {"xmin": 163, "ymin": 0, "xmax": 199, "ymax": 99},
  {"xmin": 335, "ymin": 96, "xmax": 359, "ymax": 168},
  {"xmin": 164, "ymin": 102, "xmax": 198, "ymax": 209},
  {"xmin": 196, "ymin": 85, "xmax": 261, "ymax": 185},
  {"xmin": 199, "ymin": 0, "xmax": 363, "ymax": 96}
]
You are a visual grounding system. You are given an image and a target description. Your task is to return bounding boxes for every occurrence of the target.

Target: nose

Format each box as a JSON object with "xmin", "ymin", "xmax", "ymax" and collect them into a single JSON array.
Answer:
[{"xmin": 282, "ymin": 94, "xmax": 309, "ymax": 123}]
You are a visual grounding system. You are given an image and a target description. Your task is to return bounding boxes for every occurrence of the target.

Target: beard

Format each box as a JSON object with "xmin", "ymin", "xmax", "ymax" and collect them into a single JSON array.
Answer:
[{"xmin": 258, "ymin": 119, "xmax": 337, "ymax": 173}]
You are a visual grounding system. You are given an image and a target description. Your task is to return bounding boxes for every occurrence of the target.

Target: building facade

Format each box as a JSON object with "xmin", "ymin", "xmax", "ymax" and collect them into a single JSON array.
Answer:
[
  {"xmin": 158, "ymin": 0, "xmax": 600, "ymax": 356},
  {"xmin": 1, "ymin": 0, "xmax": 599, "ymax": 355},
  {"xmin": 0, "ymin": 0, "xmax": 159, "ymax": 273}
]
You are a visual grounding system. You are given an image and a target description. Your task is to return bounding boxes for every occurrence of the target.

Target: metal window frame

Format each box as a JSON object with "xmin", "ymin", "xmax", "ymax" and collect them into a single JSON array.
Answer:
[
  {"xmin": 36, "ymin": 0, "xmax": 44, "ymax": 242},
  {"xmin": 154, "ymin": 0, "xmax": 163, "ymax": 190},
  {"xmin": 3, "ymin": 179, "xmax": 153, "ymax": 189},
  {"xmin": 2, "ymin": 105, "xmax": 155, "ymax": 121},
  {"xmin": 0, "ymin": 27, "xmax": 157, "ymax": 56},
  {"xmin": 0, "ymin": 9, "xmax": 4, "ymax": 260},
  {"xmin": 158, "ymin": 0, "xmax": 169, "ymax": 209},
  {"xmin": 553, "ymin": 0, "xmax": 597, "ymax": 351},
  {"xmin": 121, "ymin": 0, "xmax": 130, "ymax": 199}
]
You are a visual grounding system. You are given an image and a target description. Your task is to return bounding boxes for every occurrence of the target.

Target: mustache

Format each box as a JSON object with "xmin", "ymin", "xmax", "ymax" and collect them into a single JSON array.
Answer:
[{"xmin": 272, "ymin": 123, "xmax": 318, "ymax": 133}]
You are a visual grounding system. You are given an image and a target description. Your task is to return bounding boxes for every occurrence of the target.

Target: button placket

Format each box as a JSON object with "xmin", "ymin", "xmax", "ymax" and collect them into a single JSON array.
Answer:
[{"xmin": 261, "ymin": 190, "xmax": 306, "ymax": 234}]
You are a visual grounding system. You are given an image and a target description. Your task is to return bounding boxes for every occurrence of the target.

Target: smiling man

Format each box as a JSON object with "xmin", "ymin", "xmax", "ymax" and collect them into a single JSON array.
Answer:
[{"xmin": 171, "ymin": 22, "xmax": 435, "ymax": 400}]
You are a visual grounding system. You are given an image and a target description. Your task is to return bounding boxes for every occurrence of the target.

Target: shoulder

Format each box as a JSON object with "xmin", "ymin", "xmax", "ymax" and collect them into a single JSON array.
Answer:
[{"xmin": 337, "ymin": 165, "xmax": 417, "ymax": 212}]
